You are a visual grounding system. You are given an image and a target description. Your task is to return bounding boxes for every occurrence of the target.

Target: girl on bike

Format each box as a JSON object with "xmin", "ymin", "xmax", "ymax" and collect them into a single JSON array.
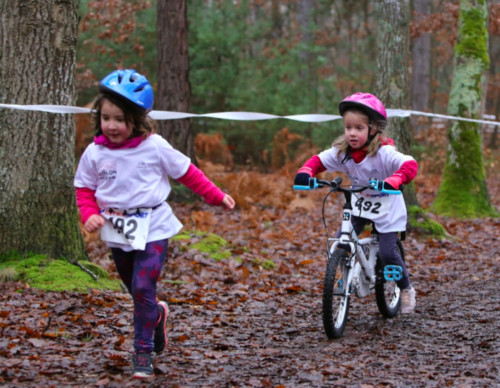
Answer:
[
  {"xmin": 74, "ymin": 69, "xmax": 235, "ymax": 379},
  {"xmin": 294, "ymin": 92, "xmax": 417, "ymax": 314}
]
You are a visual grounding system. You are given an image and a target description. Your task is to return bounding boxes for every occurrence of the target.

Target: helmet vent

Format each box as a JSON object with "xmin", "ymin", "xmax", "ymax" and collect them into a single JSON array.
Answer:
[{"xmin": 99, "ymin": 69, "xmax": 154, "ymax": 110}]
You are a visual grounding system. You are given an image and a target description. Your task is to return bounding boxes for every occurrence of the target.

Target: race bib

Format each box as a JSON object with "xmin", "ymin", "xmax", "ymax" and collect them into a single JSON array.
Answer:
[
  {"xmin": 351, "ymin": 192, "xmax": 391, "ymax": 220},
  {"xmin": 100, "ymin": 208, "xmax": 152, "ymax": 250}
]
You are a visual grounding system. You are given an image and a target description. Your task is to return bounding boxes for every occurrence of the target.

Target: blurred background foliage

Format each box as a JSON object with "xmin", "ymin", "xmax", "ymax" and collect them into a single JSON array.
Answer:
[{"xmin": 75, "ymin": 0, "xmax": 500, "ymax": 169}]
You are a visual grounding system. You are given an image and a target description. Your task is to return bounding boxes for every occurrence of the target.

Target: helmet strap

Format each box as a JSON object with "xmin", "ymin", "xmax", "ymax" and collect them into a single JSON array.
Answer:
[
  {"xmin": 341, "ymin": 147, "xmax": 352, "ymax": 164},
  {"xmin": 362, "ymin": 123, "xmax": 378, "ymax": 148}
]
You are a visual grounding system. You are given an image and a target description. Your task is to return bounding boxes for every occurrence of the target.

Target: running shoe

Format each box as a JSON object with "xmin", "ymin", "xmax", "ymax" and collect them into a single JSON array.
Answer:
[
  {"xmin": 132, "ymin": 352, "xmax": 154, "ymax": 379},
  {"xmin": 153, "ymin": 301, "xmax": 169, "ymax": 354},
  {"xmin": 401, "ymin": 286, "xmax": 416, "ymax": 314}
]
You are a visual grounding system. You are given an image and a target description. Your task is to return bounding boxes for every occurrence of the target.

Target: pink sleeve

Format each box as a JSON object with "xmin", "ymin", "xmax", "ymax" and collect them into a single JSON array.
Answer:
[
  {"xmin": 177, "ymin": 164, "xmax": 226, "ymax": 206},
  {"xmin": 297, "ymin": 155, "xmax": 327, "ymax": 176},
  {"xmin": 394, "ymin": 160, "xmax": 418, "ymax": 184},
  {"xmin": 75, "ymin": 187, "xmax": 101, "ymax": 224}
]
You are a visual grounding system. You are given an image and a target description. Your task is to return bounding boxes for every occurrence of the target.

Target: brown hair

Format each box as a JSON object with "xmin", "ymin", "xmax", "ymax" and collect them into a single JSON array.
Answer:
[
  {"xmin": 333, "ymin": 108, "xmax": 390, "ymax": 158},
  {"xmin": 91, "ymin": 92, "xmax": 156, "ymax": 139}
]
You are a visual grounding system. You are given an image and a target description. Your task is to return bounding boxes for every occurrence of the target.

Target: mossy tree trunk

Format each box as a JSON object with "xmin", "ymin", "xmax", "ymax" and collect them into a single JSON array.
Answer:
[
  {"xmin": 432, "ymin": 0, "xmax": 497, "ymax": 218},
  {"xmin": 374, "ymin": 0, "xmax": 420, "ymax": 209},
  {"xmin": 0, "ymin": 0, "xmax": 86, "ymax": 260}
]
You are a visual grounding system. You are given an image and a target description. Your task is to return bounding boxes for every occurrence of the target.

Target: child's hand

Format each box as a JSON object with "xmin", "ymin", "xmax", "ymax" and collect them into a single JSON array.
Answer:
[
  {"xmin": 221, "ymin": 195, "xmax": 236, "ymax": 211},
  {"xmin": 84, "ymin": 214, "xmax": 105, "ymax": 233},
  {"xmin": 383, "ymin": 174, "xmax": 404, "ymax": 190}
]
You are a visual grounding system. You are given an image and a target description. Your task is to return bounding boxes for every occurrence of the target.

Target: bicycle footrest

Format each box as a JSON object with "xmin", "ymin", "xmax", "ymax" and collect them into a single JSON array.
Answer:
[{"xmin": 384, "ymin": 265, "xmax": 403, "ymax": 281}]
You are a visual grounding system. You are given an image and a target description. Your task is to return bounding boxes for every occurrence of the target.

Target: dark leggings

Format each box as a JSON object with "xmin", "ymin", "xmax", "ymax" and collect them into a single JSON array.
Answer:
[
  {"xmin": 336, "ymin": 216, "xmax": 410, "ymax": 290},
  {"xmin": 111, "ymin": 239, "xmax": 169, "ymax": 353}
]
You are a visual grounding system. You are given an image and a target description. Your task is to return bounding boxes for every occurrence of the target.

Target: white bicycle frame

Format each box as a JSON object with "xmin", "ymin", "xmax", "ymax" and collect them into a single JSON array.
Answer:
[{"xmin": 327, "ymin": 205, "xmax": 380, "ymax": 298}]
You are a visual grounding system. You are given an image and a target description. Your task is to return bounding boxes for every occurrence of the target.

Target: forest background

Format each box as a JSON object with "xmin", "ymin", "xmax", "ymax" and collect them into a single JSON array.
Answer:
[
  {"xmin": 75, "ymin": 0, "xmax": 500, "ymax": 167},
  {"xmin": 2, "ymin": 1, "xmax": 500, "ymax": 386}
]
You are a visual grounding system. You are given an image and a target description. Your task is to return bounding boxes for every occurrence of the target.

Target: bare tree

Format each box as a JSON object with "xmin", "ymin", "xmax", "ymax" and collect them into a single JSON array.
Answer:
[
  {"xmin": 0, "ymin": 0, "xmax": 86, "ymax": 259},
  {"xmin": 374, "ymin": 0, "xmax": 420, "ymax": 208},
  {"xmin": 411, "ymin": 0, "xmax": 431, "ymax": 133},
  {"xmin": 156, "ymin": 0, "xmax": 196, "ymax": 162},
  {"xmin": 297, "ymin": 0, "xmax": 317, "ymax": 79}
]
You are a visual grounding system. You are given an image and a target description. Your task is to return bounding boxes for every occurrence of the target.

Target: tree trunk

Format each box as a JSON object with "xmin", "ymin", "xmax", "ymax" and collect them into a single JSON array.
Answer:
[
  {"xmin": 296, "ymin": 0, "xmax": 316, "ymax": 79},
  {"xmin": 0, "ymin": 0, "xmax": 86, "ymax": 260},
  {"xmin": 374, "ymin": 0, "xmax": 420, "ymax": 208},
  {"xmin": 411, "ymin": 0, "xmax": 431, "ymax": 134},
  {"xmin": 433, "ymin": 0, "xmax": 497, "ymax": 218},
  {"xmin": 271, "ymin": 0, "xmax": 283, "ymax": 39},
  {"xmin": 156, "ymin": 0, "xmax": 197, "ymax": 163}
]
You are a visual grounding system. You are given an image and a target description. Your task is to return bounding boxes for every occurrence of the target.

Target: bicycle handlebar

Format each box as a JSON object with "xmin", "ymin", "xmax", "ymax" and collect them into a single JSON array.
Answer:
[{"xmin": 293, "ymin": 176, "xmax": 402, "ymax": 195}]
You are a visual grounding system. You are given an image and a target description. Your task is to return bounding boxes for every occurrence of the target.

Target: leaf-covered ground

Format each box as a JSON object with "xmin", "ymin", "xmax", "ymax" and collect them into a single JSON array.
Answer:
[{"xmin": 1, "ymin": 171, "xmax": 500, "ymax": 388}]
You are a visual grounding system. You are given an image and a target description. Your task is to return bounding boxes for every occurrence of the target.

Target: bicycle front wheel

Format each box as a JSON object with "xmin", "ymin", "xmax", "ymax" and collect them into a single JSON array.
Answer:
[
  {"xmin": 375, "ymin": 239, "xmax": 405, "ymax": 318},
  {"xmin": 322, "ymin": 249, "xmax": 350, "ymax": 339}
]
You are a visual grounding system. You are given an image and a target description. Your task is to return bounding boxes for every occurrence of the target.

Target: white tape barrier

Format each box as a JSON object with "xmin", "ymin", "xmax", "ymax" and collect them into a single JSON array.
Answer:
[{"xmin": 0, "ymin": 103, "xmax": 499, "ymax": 126}]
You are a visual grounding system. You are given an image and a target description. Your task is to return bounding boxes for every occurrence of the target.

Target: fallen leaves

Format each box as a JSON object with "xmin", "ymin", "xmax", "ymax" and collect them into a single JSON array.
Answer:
[{"xmin": 0, "ymin": 170, "xmax": 500, "ymax": 386}]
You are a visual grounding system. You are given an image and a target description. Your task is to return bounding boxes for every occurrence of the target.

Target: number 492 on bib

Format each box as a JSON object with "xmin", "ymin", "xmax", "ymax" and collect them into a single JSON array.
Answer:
[{"xmin": 100, "ymin": 208, "xmax": 152, "ymax": 250}]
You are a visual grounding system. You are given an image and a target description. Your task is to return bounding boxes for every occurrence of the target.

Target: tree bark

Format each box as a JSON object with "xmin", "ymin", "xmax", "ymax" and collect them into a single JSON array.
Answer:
[
  {"xmin": 0, "ymin": 0, "xmax": 86, "ymax": 260},
  {"xmin": 374, "ymin": 0, "xmax": 420, "ymax": 208},
  {"xmin": 156, "ymin": 0, "xmax": 197, "ymax": 163},
  {"xmin": 433, "ymin": 0, "xmax": 497, "ymax": 218},
  {"xmin": 296, "ymin": 0, "xmax": 316, "ymax": 79},
  {"xmin": 411, "ymin": 0, "xmax": 431, "ymax": 133}
]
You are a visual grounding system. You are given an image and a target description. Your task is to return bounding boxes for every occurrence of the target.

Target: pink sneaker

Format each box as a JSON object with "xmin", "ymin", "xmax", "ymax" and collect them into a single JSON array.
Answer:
[{"xmin": 153, "ymin": 301, "xmax": 169, "ymax": 354}]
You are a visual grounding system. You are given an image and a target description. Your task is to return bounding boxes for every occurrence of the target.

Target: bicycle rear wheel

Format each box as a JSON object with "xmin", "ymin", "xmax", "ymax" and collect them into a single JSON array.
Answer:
[
  {"xmin": 375, "ymin": 239, "xmax": 405, "ymax": 318},
  {"xmin": 322, "ymin": 249, "xmax": 350, "ymax": 339}
]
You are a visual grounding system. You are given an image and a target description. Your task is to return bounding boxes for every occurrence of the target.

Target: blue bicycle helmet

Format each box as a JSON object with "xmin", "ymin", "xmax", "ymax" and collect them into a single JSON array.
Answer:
[{"xmin": 99, "ymin": 69, "xmax": 153, "ymax": 111}]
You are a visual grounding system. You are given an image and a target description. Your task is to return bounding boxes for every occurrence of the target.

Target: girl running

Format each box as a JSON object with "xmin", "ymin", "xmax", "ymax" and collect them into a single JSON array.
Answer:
[{"xmin": 74, "ymin": 69, "xmax": 235, "ymax": 378}]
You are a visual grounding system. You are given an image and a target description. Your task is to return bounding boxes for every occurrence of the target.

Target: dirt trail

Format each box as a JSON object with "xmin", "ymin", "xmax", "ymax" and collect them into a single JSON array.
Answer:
[
  {"xmin": 148, "ymin": 217, "xmax": 500, "ymax": 388},
  {"xmin": 1, "ymin": 181, "xmax": 500, "ymax": 387}
]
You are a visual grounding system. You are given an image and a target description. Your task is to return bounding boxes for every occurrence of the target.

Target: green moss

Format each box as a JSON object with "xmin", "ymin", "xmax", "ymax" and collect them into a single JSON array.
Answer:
[
  {"xmin": 0, "ymin": 251, "xmax": 120, "ymax": 292},
  {"xmin": 454, "ymin": 4, "xmax": 489, "ymax": 68},
  {"xmin": 252, "ymin": 258, "xmax": 276, "ymax": 270},
  {"xmin": 162, "ymin": 279, "xmax": 189, "ymax": 285},
  {"xmin": 172, "ymin": 230, "xmax": 244, "ymax": 262},
  {"xmin": 433, "ymin": 122, "xmax": 499, "ymax": 218},
  {"xmin": 407, "ymin": 206, "xmax": 447, "ymax": 238},
  {"xmin": 261, "ymin": 260, "xmax": 276, "ymax": 270},
  {"xmin": 209, "ymin": 251, "xmax": 232, "ymax": 261},
  {"xmin": 191, "ymin": 234, "xmax": 231, "ymax": 261},
  {"xmin": 171, "ymin": 230, "xmax": 205, "ymax": 241},
  {"xmin": 448, "ymin": 2, "xmax": 489, "ymax": 120},
  {"xmin": 78, "ymin": 261, "xmax": 110, "ymax": 279}
]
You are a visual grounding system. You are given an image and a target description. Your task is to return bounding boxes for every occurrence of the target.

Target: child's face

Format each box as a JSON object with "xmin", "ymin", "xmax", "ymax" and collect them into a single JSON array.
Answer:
[
  {"xmin": 100, "ymin": 99, "xmax": 133, "ymax": 144},
  {"xmin": 343, "ymin": 111, "xmax": 375, "ymax": 149}
]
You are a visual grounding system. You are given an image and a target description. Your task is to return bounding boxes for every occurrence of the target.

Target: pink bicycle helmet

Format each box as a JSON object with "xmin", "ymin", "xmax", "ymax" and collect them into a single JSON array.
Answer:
[{"xmin": 338, "ymin": 93, "xmax": 387, "ymax": 122}]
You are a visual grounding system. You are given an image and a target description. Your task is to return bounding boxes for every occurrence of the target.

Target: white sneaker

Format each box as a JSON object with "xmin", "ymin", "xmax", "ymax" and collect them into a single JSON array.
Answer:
[{"xmin": 401, "ymin": 286, "xmax": 416, "ymax": 314}]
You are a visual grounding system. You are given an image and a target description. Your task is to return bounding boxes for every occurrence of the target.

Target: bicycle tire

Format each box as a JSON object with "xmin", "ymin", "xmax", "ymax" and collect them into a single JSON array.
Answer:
[
  {"xmin": 322, "ymin": 249, "xmax": 350, "ymax": 339},
  {"xmin": 375, "ymin": 239, "xmax": 405, "ymax": 318}
]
